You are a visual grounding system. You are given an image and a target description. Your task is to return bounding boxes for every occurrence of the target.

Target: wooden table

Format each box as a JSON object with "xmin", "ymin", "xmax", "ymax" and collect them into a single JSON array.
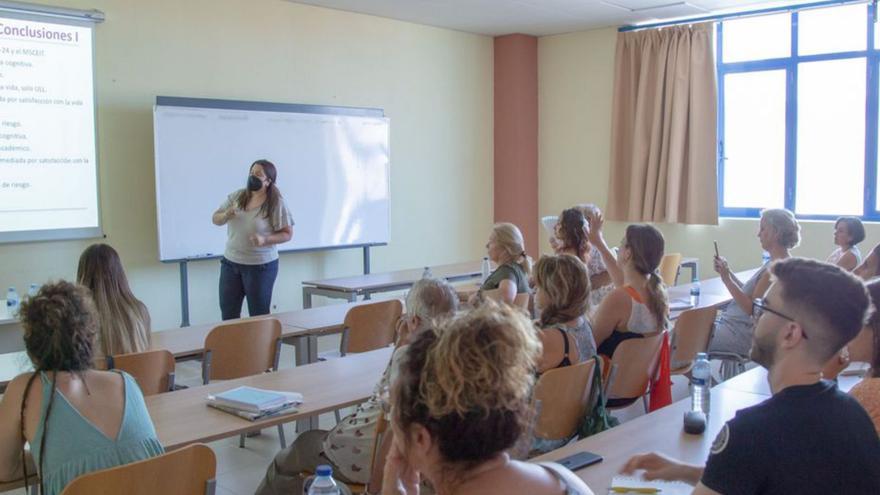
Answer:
[
  {"xmin": 149, "ymin": 347, "xmax": 392, "ymax": 450},
  {"xmin": 534, "ymin": 376, "xmax": 768, "ymax": 492},
  {"xmin": 302, "ymin": 261, "xmax": 482, "ymax": 308}
]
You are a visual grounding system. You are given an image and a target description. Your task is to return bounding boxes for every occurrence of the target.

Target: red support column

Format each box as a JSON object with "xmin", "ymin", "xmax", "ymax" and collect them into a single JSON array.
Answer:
[{"xmin": 494, "ymin": 34, "xmax": 538, "ymax": 256}]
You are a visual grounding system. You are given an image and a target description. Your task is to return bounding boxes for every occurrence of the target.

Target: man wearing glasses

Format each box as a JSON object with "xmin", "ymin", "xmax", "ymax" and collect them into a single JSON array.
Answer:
[{"xmin": 622, "ymin": 258, "xmax": 880, "ymax": 494}]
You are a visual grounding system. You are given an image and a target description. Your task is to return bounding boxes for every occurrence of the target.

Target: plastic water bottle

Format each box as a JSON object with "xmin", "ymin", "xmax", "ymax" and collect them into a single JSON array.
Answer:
[
  {"xmin": 689, "ymin": 281, "xmax": 701, "ymax": 306},
  {"xmin": 691, "ymin": 352, "xmax": 711, "ymax": 414},
  {"xmin": 305, "ymin": 465, "xmax": 340, "ymax": 495},
  {"xmin": 422, "ymin": 266, "xmax": 432, "ymax": 279},
  {"xmin": 762, "ymin": 251, "xmax": 771, "ymax": 265},
  {"xmin": 27, "ymin": 284, "xmax": 38, "ymax": 299},
  {"xmin": 481, "ymin": 256, "xmax": 491, "ymax": 283},
  {"xmin": 6, "ymin": 287, "xmax": 19, "ymax": 317}
]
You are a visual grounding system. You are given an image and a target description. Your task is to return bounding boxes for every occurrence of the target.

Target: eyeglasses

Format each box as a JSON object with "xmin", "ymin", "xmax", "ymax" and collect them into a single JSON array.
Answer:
[{"xmin": 752, "ymin": 298, "xmax": 808, "ymax": 339}]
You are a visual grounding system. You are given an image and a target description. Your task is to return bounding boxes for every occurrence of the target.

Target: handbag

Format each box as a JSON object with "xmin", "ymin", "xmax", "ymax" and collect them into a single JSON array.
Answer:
[{"xmin": 577, "ymin": 356, "xmax": 619, "ymax": 439}]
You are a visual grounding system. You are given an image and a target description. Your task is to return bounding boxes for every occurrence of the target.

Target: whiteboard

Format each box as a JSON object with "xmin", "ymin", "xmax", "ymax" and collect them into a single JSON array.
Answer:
[{"xmin": 153, "ymin": 97, "xmax": 390, "ymax": 262}]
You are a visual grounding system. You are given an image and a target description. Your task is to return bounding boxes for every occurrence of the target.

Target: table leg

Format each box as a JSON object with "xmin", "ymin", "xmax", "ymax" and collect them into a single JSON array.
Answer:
[
  {"xmin": 290, "ymin": 335, "xmax": 310, "ymax": 367},
  {"xmin": 303, "ymin": 287, "xmax": 315, "ymax": 309}
]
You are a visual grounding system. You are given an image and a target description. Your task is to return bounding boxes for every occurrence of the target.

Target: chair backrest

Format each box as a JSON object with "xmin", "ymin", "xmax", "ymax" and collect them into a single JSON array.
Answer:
[
  {"xmin": 849, "ymin": 327, "xmax": 874, "ymax": 363},
  {"xmin": 533, "ymin": 359, "xmax": 597, "ymax": 440},
  {"xmin": 107, "ymin": 350, "xmax": 176, "ymax": 396},
  {"xmin": 342, "ymin": 300, "xmax": 404, "ymax": 355},
  {"xmin": 607, "ymin": 332, "xmax": 664, "ymax": 400},
  {"xmin": 659, "ymin": 253, "xmax": 683, "ymax": 286},
  {"xmin": 203, "ymin": 318, "xmax": 282, "ymax": 382},
  {"xmin": 670, "ymin": 307, "xmax": 717, "ymax": 373},
  {"xmin": 60, "ymin": 443, "xmax": 217, "ymax": 495}
]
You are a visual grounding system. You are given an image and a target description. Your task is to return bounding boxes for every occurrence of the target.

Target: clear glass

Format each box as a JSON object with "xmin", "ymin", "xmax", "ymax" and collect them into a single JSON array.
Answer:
[
  {"xmin": 796, "ymin": 58, "xmax": 866, "ymax": 216},
  {"xmin": 722, "ymin": 13, "xmax": 790, "ymax": 63},
  {"xmin": 723, "ymin": 70, "xmax": 787, "ymax": 209},
  {"xmin": 799, "ymin": 4, "xmax": 867, "ymax": 56}
]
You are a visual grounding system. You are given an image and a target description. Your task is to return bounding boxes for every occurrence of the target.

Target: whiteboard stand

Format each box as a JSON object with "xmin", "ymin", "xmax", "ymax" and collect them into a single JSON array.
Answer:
[{"xmin": 176, "ymin": 245, "xmax": 375, "ymax": 326}]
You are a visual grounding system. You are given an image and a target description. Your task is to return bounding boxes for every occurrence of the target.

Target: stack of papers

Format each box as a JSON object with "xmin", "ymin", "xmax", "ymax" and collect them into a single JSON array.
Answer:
[
  {"xmin": 610, "ymin": 476, "xmax": 692, "ymax": 494},
  {"xmin": 207, "ymin": 386, "xmax": 303, "ymax": 421}
]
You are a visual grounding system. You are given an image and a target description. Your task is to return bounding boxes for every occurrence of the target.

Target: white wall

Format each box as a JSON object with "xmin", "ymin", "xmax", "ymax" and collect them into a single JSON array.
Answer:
[
  {"xmin": 538, "ymin": 27, "xmax": 880, "ymax": 279},
  {"xmin": 0, "ymin": 0, "xmax": 494, "ymax": 330}
]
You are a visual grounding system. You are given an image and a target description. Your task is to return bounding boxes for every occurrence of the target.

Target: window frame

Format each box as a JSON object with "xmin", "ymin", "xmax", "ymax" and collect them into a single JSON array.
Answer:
[{"xmin": 717, "ymin": 3, "xmax": 880, "ymax": 221}]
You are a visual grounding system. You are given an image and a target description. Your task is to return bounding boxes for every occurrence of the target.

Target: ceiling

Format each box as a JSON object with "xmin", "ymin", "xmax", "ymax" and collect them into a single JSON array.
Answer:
[{"xmin": 285, "ymin": 0, "xmax": 830, "ymax": 36}]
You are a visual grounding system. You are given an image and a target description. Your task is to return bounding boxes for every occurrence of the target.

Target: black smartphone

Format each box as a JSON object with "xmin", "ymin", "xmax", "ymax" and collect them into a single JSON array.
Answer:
[
  {"xmin": 714, "ymin": 240, "xmax": 720, "ymax": 258},
  {"xmin": 555, "ymin": 451, "xmax": 603, "ymax": 471}
]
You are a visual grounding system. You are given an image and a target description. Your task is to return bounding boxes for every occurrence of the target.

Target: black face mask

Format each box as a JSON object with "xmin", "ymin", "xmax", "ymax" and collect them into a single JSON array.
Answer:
[{"xmin": 247, "ymin": 175, "xmax": 264, "ymax": 192}]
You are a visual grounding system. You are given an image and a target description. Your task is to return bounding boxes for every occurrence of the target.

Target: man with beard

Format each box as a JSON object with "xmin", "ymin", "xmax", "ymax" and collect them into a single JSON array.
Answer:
[{"xmin": 621, "ymin": 257, "xmax": 880, "ymax": 494}]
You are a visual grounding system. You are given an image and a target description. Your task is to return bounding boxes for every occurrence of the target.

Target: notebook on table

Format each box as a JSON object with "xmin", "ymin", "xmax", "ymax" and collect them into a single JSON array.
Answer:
[
  {"xmin": 208, "ymin": 386, "xmax": 303, "ymax": 413},
  {"xmin": 609, "ymin": 475, "xmax": 692, "ymax": 494}
]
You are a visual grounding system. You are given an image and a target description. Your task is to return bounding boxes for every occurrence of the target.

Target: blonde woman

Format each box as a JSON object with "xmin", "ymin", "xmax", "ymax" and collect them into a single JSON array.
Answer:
[
  {"xmin": 709, "ymin": 208, "xmax": 800, "ymax": 357},
  {"xmin": 473, "ymin": 223, "xmax": 532, "ymax": 305},
  {"xmin": 76, "ymin": 244, "xmax": 151, "ymax": 361},
  {"xmin": 382, "ymin": 302, "xmax": 594, "ymax": 495},
  {"xmin": 533, "ymin": 254, "xmax": 596, "ymax": 373}
]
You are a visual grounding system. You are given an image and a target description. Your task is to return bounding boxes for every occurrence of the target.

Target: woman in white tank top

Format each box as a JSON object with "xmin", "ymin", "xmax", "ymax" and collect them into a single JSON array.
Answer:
[{"xmin": 827, "ymin": 216, "xmax": 864, "ymax": 272}]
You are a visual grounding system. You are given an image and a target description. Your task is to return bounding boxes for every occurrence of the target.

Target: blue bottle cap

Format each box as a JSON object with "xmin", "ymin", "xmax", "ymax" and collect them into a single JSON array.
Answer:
[{"xmin": 316, "ymin": 465, "xmax": 332, "ymax": 477}]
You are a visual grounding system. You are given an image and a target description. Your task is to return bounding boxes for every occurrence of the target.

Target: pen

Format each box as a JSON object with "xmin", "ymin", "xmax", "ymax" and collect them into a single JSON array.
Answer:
[{"xmin": 609, "ymin": 488, "xmax": 661, "ymax": 494}]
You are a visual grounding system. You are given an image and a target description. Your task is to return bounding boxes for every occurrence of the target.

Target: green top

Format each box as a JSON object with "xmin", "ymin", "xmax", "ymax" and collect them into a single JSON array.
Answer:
[
  {"xmin": 480, "ymin": 262, "xmax": 530, "ymax": 294},
  {"xmin": 32, "ymin": 371, "xmax": 165, "ymax": 495}
]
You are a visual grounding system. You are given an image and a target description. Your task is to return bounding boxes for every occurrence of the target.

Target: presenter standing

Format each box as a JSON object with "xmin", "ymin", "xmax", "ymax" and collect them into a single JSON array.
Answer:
[{"xmin": 212, "ymin": 159, "xmax": 294, "ymax": 320}]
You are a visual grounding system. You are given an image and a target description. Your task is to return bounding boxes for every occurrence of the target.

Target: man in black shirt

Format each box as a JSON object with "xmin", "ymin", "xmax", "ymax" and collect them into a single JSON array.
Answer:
[{"xmin": 622, "ymin": 258, "xmax": 880, "ymax": 494}]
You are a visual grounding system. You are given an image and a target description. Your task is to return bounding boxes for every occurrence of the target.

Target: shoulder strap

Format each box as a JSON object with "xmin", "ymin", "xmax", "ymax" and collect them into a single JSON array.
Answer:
[
  {"xmin": 556, "ymin": 327, "xmax": 570, "ymax": 358},
  {"xmin": 623, "ymin": 285, "xmax": 644, "ymax": 304}
]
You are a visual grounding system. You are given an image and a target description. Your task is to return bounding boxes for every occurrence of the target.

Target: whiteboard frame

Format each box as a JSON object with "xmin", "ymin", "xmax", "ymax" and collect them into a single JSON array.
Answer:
[{"xmin": 153, "ymin": 96, "xmax": 390, "ymax": 263}]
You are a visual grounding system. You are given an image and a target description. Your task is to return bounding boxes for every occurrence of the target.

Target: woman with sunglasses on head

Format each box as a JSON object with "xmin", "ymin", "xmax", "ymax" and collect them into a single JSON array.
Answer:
[
  {"xmin": 708, "ymin": 208, "xmax": 800, "ymax": 359},
  {"xmin": 212, "ymin": 159, "xmax": 294, "ymax": 320}
]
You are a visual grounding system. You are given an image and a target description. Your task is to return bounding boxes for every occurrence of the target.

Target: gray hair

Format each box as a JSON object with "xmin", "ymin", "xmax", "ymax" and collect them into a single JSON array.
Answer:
[
  {"xmin": 761, "ymin": 208, "xmax": 801, "ymax": 249},
  {"xmin": 406, "ymin": 277, "xmax": 459, "ymax": 323}
]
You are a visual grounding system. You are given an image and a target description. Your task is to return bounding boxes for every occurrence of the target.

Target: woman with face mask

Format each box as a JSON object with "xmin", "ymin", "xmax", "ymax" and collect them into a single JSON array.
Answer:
[{"xmin": 212, "ymin": 159, "xmax": 294, "ymax": 320}]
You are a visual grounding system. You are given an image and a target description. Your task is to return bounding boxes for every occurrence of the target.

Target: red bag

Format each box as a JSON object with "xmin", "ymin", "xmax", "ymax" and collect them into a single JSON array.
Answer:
[{"xmin": 649, "ymin": 332, "xmax": 673, "ymax": 411}]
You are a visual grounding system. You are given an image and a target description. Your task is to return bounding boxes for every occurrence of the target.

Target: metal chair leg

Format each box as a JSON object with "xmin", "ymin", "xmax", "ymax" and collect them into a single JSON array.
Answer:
[{"xmin": 277, "ymin": 424, "xmax": 287, "ymax": 449}]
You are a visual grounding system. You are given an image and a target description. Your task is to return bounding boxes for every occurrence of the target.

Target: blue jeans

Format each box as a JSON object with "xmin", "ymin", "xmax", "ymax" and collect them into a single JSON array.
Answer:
[{"xmin": 219, "ymin": 257, "xmax": 279, "ymax": 320}]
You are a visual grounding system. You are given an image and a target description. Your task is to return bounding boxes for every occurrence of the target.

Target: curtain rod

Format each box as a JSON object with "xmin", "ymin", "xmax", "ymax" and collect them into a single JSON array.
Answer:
[
  {"xmin": 618, "ymin": 0, "xmax": 870, "ymax": 32},
  {"xmin": 0, "ymin": 0, "xmax": 104, "ymax": 23}
]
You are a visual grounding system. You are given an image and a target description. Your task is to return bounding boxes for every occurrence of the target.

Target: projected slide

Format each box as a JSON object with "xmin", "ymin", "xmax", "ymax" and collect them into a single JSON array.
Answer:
[{"xmin": 0, "ymin": 16, "xmax": 99, "ymax": 241}]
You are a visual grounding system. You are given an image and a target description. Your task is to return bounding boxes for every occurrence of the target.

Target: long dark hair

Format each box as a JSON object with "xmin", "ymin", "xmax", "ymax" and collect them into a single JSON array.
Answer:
[
  {"xmin": 77, "ymin": 244, "xmax": 150, "ymax": 356},
  {"xmin": 18, "ymin": 281, "xmax": 97, "ymax": 494},
  {"xmin": 236, "ymin": 159, "xmax": 282, "ymax": 229},
  {"xmin": 556, "ymin": 208, "xmax": 589, "ymax": 262},
  {"xmin": 625, "ymin": 225, "xmax": 668, "ymax": 329}
]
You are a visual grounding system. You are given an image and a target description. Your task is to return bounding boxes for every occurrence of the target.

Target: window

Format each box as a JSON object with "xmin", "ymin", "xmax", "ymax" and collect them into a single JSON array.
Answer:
[{"xmin": 717, "ymin": 3, "xmax": 879, "ymax": 219}]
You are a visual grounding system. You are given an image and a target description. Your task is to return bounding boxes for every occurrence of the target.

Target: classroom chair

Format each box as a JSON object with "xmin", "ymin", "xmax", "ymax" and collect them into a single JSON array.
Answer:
[
  {"xmin": 106, "ymin": 349, "xmax": 176, "ymax": 396},
  {"xmin": 604, "ymin": 332, "xmax": 665, "ymax": 413},
  {"xmin": 708, "ymin": 351, "xmax": 750, "ymax": 382},
  {"xmin": 659, "ymin": 253, "xmax": 683, "ymax": 286},
  {"xmin": 60, "ymin": 443, "xmax": 217, "ymax": 495},
  {"xmin": 339, "ymin": 299, "xmax": 403, "ymax": 356},
  {"xmin": 202, "ymin": 318, "xmax": 285, "ymax": 448},
  {"xmin": 533, "ymin": 359, "xmax": 597, "ymax": 444},
  {"xmin": 670, "ymin": 307, "xmax": 717, "ymax": 375}
]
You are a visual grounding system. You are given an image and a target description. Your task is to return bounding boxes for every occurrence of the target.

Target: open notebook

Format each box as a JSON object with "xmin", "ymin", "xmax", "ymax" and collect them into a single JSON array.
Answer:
[{"xmin": 610, "ymin": 476, "xmax": 692, "ymax": 494}]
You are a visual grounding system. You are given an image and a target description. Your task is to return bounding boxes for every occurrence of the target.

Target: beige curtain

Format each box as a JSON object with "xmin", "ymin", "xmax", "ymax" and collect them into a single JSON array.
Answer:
[{"xmin": 606, "ymin": 23, "xmax": 718, "ymax": 225}]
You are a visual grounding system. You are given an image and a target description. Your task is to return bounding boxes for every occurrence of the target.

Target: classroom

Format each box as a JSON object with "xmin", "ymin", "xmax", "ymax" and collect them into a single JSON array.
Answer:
[{"xmin": 0, "ymin": 0, "xmax": 878, "ymax": 494}]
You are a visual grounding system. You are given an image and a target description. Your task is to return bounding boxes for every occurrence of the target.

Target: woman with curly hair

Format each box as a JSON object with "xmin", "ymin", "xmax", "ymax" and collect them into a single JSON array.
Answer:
[
  {"xmin": 0, "ymin": 281, "xmax": 163, "ymax": 495},
  {"xmin": 382, "ymin": 302, "xmax": 594, "ymax": 495}
]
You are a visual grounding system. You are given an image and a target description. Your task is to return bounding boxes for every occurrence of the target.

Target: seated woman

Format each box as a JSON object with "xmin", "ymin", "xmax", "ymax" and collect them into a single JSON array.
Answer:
[
  {"xmin": 255, "ymin": 278, "xmax": 459, "ymax": 495},
  {"xmin": 589, "ymin": 223, "xmax": 668, "ymax": 358},
  {"xmin": 0, "ymin": 281, "xmax": 163, "ymax": 495},
  {"xmin": 382, "ymin": 302, "xmax": 594, "ymax": 495},
  {"xmin": 850, "ymin": 279, "xmax": 880, "ymax": 434},
  {"xmin": 472, "ymin": 223, "xmax": 532, "ymax": 306},
  {"xmin": 826, "ymin": 216, "xmax": 864, "ymax": 272},
  {"xmin": 709, "ymin": 208, "xmax": 800, "ymax": 358},
  {"xmin": 533, "ymin": 254, "xmax": 596, "ymax": 373},
  {"xmin": 551, "ymin": 207, "xmax": 613, "ymax": 308},
  {"xmin": 77, "ymin": 244, "xmax": 151, "ymax": 362}
]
